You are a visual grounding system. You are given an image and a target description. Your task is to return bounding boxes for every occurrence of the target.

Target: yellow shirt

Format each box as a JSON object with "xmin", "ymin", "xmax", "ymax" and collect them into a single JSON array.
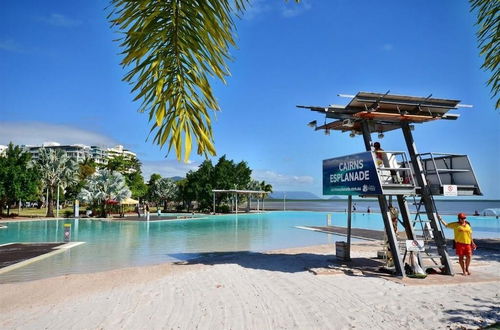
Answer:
[{"xmin": 446, "ymin": 222, "xmax": 473, "ymax": 244}]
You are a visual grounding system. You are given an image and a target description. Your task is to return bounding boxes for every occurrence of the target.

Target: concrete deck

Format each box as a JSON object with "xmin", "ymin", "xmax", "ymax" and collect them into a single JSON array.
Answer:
[{"xmin": 0, "ymin": 243, "xmax": 64, "ymax": 269}]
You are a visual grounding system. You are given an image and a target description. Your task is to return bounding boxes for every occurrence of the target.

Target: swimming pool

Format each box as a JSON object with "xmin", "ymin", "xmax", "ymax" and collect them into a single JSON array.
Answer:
[{"xmin": 0, "ymin": 211, "xmax": 498, "ymax": 282}]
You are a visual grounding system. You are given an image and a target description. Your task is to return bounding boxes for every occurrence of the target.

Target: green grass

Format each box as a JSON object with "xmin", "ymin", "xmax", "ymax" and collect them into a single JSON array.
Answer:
[{"xmin": 5, "ymin": 205, "xmax": 163, "ymax": 218}]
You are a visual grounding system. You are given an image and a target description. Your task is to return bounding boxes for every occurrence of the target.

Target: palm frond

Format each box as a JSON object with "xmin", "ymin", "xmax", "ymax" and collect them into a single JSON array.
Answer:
[
  {"xmin": 470, "ymin": 0, "xmax": 500, "ymax": 109},
  {"xmin": 109, "ymin": 0, "xmax": 249, "ymax": 161}
]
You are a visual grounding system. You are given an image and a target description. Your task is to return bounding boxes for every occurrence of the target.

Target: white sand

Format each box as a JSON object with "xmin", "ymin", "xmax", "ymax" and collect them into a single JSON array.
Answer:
[{"xmin": 0, "ymin": 243, "xmax": 499, "ymax": 329}]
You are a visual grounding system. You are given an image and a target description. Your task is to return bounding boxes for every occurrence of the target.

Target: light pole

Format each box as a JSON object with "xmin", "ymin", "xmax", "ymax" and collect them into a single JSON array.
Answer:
[{"xmin": 56, "ymin": 183, "xmax": 60, "ymax": 218}]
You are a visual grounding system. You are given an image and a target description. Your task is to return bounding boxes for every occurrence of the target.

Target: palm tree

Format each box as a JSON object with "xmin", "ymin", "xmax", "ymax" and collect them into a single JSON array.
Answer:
[
  {"xmin": 78, "ymin": 169, "xmax": 131, "ymax": 217},
  {"xmin": 36, "ymin": 148, "xmax": 78, "ymax": 217},
  {"xmin": 257, "ymin": 180, "xmax": 273, "ymax": 211},
  {"xmin": 104, "ymin": 155, "xmax": 130, "ymax": 173},
  {"xmin": 469, "ymin": 0, "xmax": 499, "ymax": 109},
  {"xmin": 246, "ymin": 179, "xmax": 272, "ymax": 211},
  {"xmin": 151, "ymin": 178, "xmax": 178, "ymax": 212},
  {"xmin": 108, "ymin": 0, "xmax": 301, "ymax": 161}
]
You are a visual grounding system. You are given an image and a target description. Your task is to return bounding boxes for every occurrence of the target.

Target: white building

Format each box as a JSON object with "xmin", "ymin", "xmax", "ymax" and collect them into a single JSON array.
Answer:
[
  {"xmin": 23, "ymin": 142, "xmax": 137, "ymax": 165},
  {"xmin": 25, "ymin": 142, "xmax": 92, "ymax": 163},
  {"xmin": 107, "ymin": 145, "xmax": 137, "ymax": 160}
]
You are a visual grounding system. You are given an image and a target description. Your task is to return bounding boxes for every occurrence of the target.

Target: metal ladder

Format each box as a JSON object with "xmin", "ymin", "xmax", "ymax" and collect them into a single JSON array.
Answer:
[{"xmin": 409, "ymin": 176, "xmax": 450, "ymax": 271}]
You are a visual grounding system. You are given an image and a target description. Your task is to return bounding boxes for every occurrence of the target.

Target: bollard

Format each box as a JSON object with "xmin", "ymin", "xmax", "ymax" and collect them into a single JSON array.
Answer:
[
  {"xmin": 74, "ymin": 200, "xmax": 79, "ymax": 218},
  {"xmin": 63, "ymin": 223, "xmax": 71, "ymax": 242}
]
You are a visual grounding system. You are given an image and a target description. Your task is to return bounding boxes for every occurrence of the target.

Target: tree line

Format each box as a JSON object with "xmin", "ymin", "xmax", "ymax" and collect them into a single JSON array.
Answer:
[{"xmin": 0, "ymin": 143, "xmax": 271, "ymax": 217}]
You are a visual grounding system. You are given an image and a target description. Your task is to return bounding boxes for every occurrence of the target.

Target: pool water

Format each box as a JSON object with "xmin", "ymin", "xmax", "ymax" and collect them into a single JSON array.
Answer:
[{"xmin": 0, "ymin": 211, "xmax": 498, "ymax": 282}]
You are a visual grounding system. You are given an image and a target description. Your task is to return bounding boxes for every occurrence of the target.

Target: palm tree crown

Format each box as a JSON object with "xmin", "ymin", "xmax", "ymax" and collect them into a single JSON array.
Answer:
[{"xmin": 35, "ymin": 148, "xmax": 78, "ymax": 217}]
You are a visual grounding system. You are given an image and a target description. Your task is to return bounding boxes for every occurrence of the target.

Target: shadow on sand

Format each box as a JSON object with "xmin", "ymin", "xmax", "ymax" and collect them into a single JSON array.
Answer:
[
  {"xmin": 170, "ymin": 251, "xmax": 385, "ymax": 276},
  {"xmin": 442, "ymin": 296, "xmax": 500, "ymax": 329}
]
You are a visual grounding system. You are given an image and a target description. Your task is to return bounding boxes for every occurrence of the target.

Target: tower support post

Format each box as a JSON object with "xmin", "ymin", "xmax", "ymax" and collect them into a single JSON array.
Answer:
[
  {"xmin": 401, "ymin": 122, "xmax": 453, "ymax": 275},
  {"xmin": 361, "ymin": 121, "xmax": 405, "ymax": 277}
]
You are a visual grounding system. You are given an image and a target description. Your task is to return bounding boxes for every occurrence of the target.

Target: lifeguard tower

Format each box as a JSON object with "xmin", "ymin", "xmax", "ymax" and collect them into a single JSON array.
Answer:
[{"xmin": 299, "ymin": 91, "xmax": 482, "ymax": 277}]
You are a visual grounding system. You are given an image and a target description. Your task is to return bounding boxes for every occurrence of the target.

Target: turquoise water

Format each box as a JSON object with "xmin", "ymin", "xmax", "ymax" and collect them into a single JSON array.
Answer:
[{"xmin": 0, "ymin": 211, "xmax": 498, "ymax": 282}]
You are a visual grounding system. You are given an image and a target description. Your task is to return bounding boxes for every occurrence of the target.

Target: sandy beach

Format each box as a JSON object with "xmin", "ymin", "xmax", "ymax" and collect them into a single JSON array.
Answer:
[{"xmin": 0, "ymin": 242, "xmax": 499, "ymax": 330}]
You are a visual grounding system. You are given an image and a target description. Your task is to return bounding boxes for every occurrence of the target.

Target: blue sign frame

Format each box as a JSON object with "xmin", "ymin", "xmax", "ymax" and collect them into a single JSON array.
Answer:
[{"xmin": 323, "ymin": 151, "xmax": 382, "ymax": 195}]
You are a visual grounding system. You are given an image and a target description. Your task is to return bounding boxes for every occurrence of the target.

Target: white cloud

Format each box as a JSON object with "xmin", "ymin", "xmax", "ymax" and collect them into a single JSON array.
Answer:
[
  {"xmin": 0, "ymin": 39, "xmax": 22, "ymax": 53},
  {"xmin": 40, "ymin": 14, "xmax": 81, "ymax": 27},
  {"xmin": 244, "ymin": 0, "xmax": 273, "ymax": 20},
  {"xmin": 243, "ymin": 0, "xmax": 310, "ymax": 20},
  {"xmin": 281, "ymin": 0, "xmax": 312, "ymax": 18},
  {"xmin": 382, "ymin": 43, "xmax": 394, "ymax": 51},
  {"xmin": 0, "ymin": 121, "xmax": 118, "ymax": 147},
  {"xmin": 252, "ymin": 170, "xmax": 314, "ymax": 186},
  {"xmin": 141, "ymin": 160, "xmax": 200, "ymax": 180}
]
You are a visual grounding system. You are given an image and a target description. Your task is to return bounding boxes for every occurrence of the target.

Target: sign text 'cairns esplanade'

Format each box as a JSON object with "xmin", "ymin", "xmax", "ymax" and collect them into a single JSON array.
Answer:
[{"xmin": 322, "ymin": 151, "xmax": 382, "ymax": 195}]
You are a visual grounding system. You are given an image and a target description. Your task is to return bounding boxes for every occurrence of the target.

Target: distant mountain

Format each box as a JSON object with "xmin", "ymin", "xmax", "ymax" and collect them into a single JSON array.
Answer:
[
  {"xmin": 169, "ymin": 176, "xmax": 184, "ymax": 182},
  {"xmin": 328, "ymin": 196, "xmax": 345, "ymax": 200},
  {"xmin": 269, "ymin": 191, "xmax": 321, "ymax": 200}
]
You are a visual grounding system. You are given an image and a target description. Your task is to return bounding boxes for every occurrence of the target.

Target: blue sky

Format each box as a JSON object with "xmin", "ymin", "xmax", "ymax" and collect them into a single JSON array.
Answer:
[{"xmin": 1, "ymin": 1, "xmax": 499, "ymax": 198}]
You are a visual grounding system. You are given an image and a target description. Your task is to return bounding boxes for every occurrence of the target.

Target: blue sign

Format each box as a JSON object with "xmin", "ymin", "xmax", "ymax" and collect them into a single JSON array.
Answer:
[{"xmin": 323, "ymin": 152, "xmax": 382, "ymax": 195}]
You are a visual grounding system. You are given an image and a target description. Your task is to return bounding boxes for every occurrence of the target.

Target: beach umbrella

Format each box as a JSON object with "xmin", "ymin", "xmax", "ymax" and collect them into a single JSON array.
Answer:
[{"xmin": 120, "ymin": 197, "xmax": 139, "ymax": 205}]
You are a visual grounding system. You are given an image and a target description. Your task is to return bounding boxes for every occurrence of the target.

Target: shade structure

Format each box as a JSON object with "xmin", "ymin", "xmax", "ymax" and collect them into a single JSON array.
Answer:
[
  {"xmin": 120, "ymin": 197, "xmax": 139, "ymax": 205},
  {"xmin": 297, "ymin": 91, "xmax": 463, "ymax": 135}
]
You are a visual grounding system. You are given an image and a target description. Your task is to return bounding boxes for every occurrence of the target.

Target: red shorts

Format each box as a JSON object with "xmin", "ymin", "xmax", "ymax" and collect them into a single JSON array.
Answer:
[{"xmin": 455, "ymin": 242, "xmax": 472, "ymax": 256}]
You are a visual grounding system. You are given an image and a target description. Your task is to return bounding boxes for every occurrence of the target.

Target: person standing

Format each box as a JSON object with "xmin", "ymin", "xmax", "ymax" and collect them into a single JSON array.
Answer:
[{"xmin": 439, "ymin": 213, "xmax": 476, "ymax": 275}]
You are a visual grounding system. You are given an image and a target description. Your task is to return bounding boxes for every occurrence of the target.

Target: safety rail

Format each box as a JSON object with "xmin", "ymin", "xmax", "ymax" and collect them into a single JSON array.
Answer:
[
  {"xmin": 373, "ymin": 150, "xmax": 417, "ymax": 195},
  {"xmin": 417, "ymin": 153, "xmax": 482, "ymax": 196}
]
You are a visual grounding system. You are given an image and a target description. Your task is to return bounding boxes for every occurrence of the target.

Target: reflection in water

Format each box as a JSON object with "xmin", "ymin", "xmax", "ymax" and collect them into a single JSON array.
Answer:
[{"xmin": 0, "ymin": 211, "xmax": 498, "ymax": 283}]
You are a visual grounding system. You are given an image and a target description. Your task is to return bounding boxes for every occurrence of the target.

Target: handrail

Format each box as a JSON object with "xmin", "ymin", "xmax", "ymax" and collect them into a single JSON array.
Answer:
[
  {"xmin": 372, "ymin": 150, "xmax": 407, "ymax": 154},
  {"xmin": 377, "ymin": 167, "xmax": 411, "ymax": 171},
  {"xmin": 418, "ymin": 152, "xmax": 467, "ymax": 157}
]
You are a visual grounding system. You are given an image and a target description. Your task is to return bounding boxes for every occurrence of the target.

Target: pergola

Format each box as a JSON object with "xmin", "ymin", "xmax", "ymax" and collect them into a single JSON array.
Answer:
[{"xmin": 211, "ymin": 189, "xmax": 271, "ymax": 214}]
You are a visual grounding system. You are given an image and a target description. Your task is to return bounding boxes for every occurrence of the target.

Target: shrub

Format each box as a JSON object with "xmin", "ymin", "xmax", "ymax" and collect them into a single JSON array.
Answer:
[{"xmin": 218, "ymin": 205, "xmax": 230, "ymax": 213}]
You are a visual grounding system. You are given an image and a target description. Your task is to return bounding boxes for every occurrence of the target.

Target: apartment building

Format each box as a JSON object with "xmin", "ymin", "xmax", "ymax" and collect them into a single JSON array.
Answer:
[{"xmin": 22, "ymin": 142, "xmax": 137, "ymax": 164}]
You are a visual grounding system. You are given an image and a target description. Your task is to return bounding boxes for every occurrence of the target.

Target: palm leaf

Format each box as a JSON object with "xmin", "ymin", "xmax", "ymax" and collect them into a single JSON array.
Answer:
[
  {"xmin": 109, "ymin": 0, "xmax": 301, "ymax": 161},
  {"xmin": 470, "ymin": 0, "xmax": 500, "ymax": 109},
  {"xmin": 109, "ymin": 0, "xmax": 248, "ymax": 161}
]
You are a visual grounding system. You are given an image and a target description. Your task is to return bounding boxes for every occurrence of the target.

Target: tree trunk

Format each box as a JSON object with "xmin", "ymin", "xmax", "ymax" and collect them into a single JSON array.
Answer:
[
  {"xmin": 101, "ymin": 201, "xmax": 107, "ymax": 218},
  {"xmin": 163, "ymin": 200, "xmax": 168, "ymax": 213},
  {"xmin": 46, "ymin": 187, "xmax": 54, "ymax": 217}
]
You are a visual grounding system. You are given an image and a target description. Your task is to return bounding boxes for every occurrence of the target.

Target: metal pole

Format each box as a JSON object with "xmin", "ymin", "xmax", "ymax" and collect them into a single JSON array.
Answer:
[
  {"xmin": 235, "ymin": 193, "xmax": 238, "ymax": 215},
  {"xmin": 361, "ymin": 120, "xmax": 405, "ymax": 277},
  {"xmin": 283, "ymin": 193, "xmax": 286, "ymax": 211},
  {"xmin": 401, "ymin": 122, "xmax": 453, "ymax": 275},
  {"xmin": 347, "ymin": 195, "xmax": 352, "ymax": 261},
  {"xmin": 213, "ymin": 192, "xmax": 215, "ymax": 214},
  {"xmin": 56, "ymin": 184, "xmax": 60, "ymax": 218}
]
